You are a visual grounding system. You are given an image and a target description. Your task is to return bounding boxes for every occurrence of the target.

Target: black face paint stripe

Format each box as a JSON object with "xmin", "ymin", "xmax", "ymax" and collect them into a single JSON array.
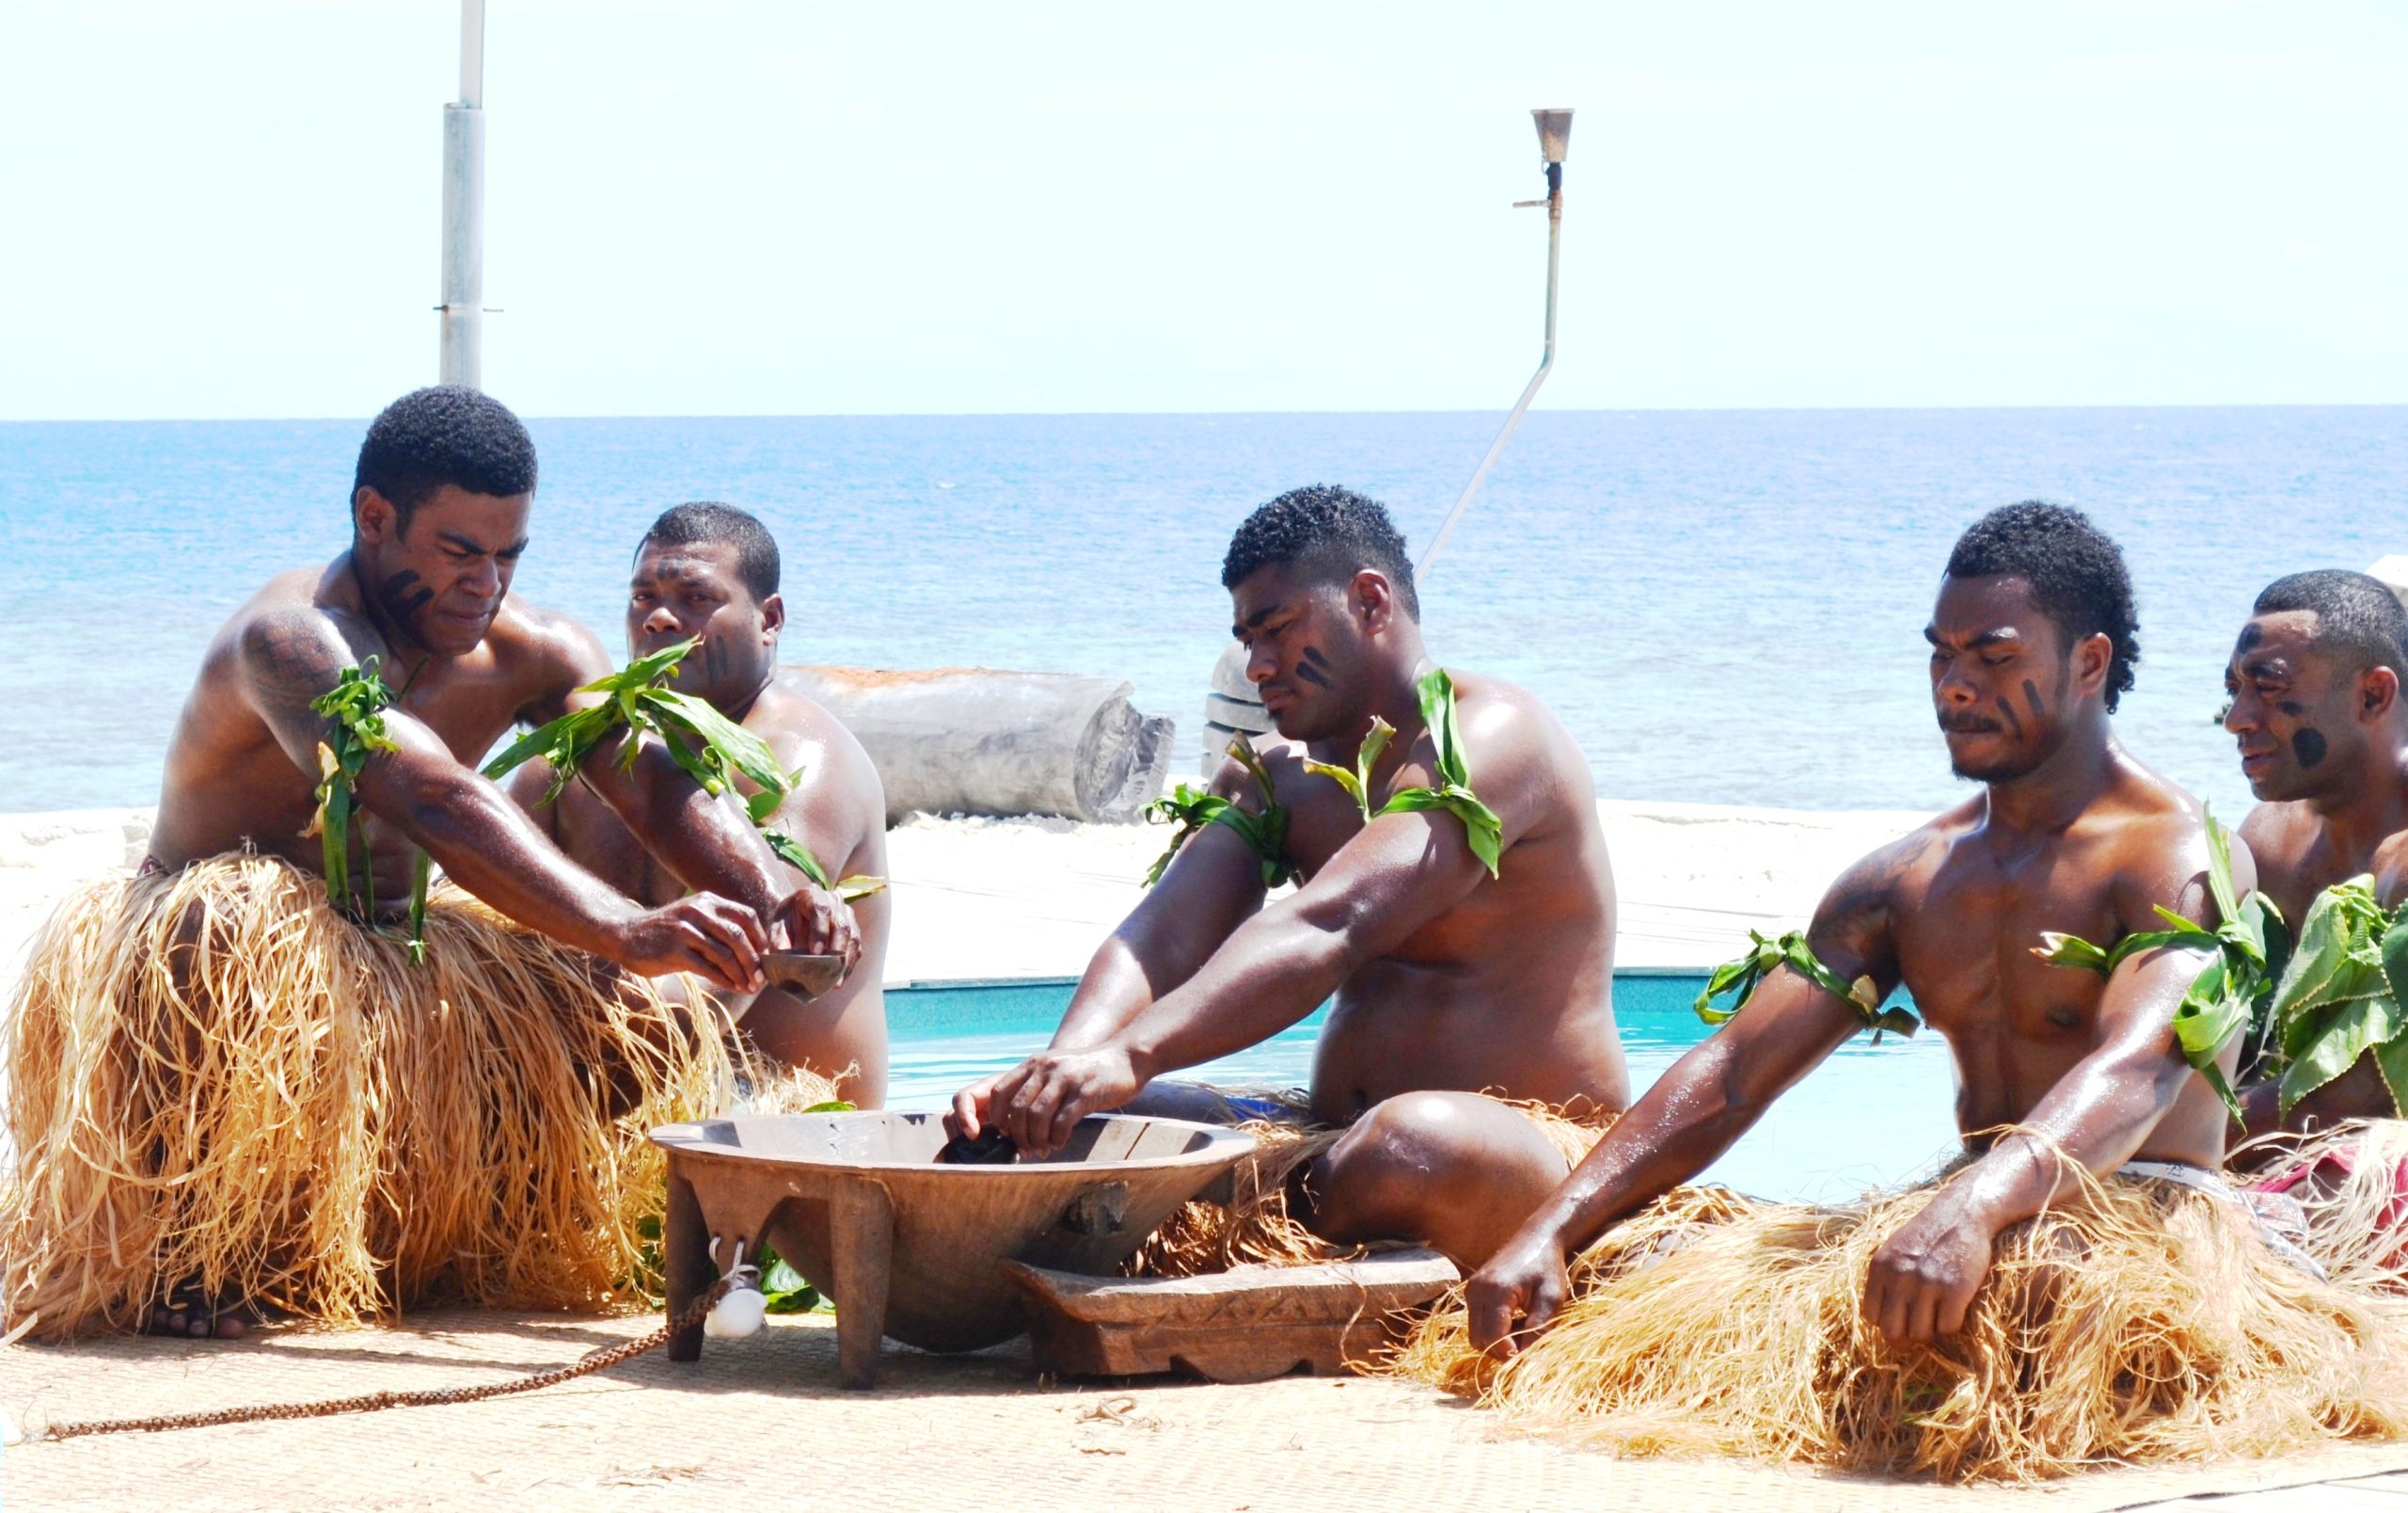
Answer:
[
  {"xmin": 2022, "ymin": 678, "xmax": 2045, "ymax": 722},
  {"xmin": 1294, "ymin": 645, "xmax": 1333, "ymax": 688},
  {"xmin": 1996, "ymin": 696, "xmax": 2024, "ymax": 739},
  {"xmin": 379, "ymin": 568, "xmax": 435, "ymax": 619},
  {"xmin": 2294, "ymin": 727, "xmax": 2329, "ymax": 769}
]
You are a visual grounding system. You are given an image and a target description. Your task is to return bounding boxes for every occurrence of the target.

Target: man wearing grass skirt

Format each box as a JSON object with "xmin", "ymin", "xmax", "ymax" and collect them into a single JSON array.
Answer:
[
  {"xmin": 1, "ymin": 388, "xmax": 860, "ymax": 1341},
  {"xmin": 511, "ymin": 502, "xmax": 892, "ymax": 1107},
  {"xmin": 1394, "ymin": 506, "xmax": 2408, "ymax": 1479},
  {"xmin": 948, "ymin": 485, "xmax": 1630, "ymax": 1271}
]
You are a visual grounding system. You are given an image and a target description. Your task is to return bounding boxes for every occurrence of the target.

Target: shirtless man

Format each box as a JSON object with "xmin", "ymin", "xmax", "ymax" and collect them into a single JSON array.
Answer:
[
  {"xmin": 2223, "ymin": 570, "xmax": 2408, "ymax": 1135},
  {"xmin": 947, "ymin": 485, "xmax": 1626, "ymax": 1266},
  {"xmin": 150, "ymin": 388, "xmax": 858, "ymax": 979},
  {"xmin": 512, "ymin": 502, "xmax": 892, "ymax": 1105},
  {"xmin": 1466, "ymin": 502, "xmax": 2249, "ymax": 1353}
]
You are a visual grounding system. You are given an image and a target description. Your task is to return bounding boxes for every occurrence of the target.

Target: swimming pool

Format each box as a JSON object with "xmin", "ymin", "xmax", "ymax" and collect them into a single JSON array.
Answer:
[{"xmin": 884, "ymin": 971, "xmax": 1965, "ymax": 1206}]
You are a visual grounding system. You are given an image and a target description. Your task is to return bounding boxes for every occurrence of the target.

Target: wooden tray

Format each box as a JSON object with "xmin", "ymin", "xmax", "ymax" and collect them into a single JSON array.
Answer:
[{"xmin": 1003, "ymin": 1249, "xmax": 1460, "ymax": 1383}]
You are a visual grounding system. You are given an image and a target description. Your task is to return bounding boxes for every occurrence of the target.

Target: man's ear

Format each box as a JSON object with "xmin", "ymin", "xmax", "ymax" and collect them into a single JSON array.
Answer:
[
  {"xmin": 759, "ymin": 592, "xmax": 786, "ymax": 642},
  {"xmin": 2072, "ymin": 630, "xmax": 2114, "ymax": 696},
  {"xmin": 354, "ymin": 486, "xmax": 398, "ymax": 545},
  {"xmin": 1350, "ymin": 569, "xmax": 1397, "ymax": 633},
  {"xmin": 2361, "ymin": 665, "xmax": 2400, "ymax": 722}
]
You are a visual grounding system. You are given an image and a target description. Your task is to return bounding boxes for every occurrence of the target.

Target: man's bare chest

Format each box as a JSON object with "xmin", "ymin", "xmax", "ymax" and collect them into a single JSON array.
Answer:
[{"xmin": 1890, "ymin": 860, "xmax": 2116, "ymax": 1043}]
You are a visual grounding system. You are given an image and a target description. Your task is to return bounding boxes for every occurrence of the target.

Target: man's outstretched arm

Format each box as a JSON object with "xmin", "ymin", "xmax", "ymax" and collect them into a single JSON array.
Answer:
[
  {"xmin": 946, "ymin": 756, "xmax": 1272, "ymax": 1139},
  {"xmin": 536, "ymin": 621, "xmax": 861, "ymax": 969},
  {"xmin": 1464, "ymin": 844, "xmax": 1907, "ymax": 1354},
  {"xmin": 238, "ymin": 607, "xmax": 770, "ymax": 991}
]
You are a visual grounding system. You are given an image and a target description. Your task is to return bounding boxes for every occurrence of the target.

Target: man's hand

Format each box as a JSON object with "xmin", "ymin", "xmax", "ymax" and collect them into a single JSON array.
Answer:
[
  {"xmin": 1861, "ymin": 1187, "xmax": 1998, "ymax": 1345},
  {"xmin": 945, "ymin": 1072, "xmax": 1007, "ymax": 1142},
  {"xmin": 767, "ymin": 881, "xmax": 863, "ymax": 975},
  {"xmin": 1466, "ymin": 1226, "xmax": 1573, "ymax": 1357},
  {"xmin": 609, "ymin": 893, "xmax": 769, "ymax": 994},
  {"xmin": 974, "ymin": 1047, "xmax": 1144, "ymax": 1157}
]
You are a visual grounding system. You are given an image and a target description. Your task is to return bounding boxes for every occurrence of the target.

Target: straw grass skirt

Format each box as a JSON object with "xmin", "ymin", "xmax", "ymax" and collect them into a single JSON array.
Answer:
[
  {"xmin": 1127, "ymin": 1093, "xmax": 1608, "ymax": 1277},
  {"xmin": 1388, "ymin": 1168, "xmax": 2408, "ymax": 1481},
  {"xmin": 1, "ymin": 852, "xmax": 736, "ymax": 1338}
]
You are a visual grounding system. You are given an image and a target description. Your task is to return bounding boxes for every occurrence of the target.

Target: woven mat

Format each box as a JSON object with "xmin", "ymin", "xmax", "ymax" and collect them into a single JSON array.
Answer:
[{"xmin": 8, "ymin": 1310, "xmax": 2408, "ymax": 1513}]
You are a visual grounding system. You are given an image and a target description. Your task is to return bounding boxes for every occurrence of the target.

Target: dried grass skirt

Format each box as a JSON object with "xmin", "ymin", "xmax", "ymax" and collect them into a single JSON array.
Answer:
[
  {"xmin": 1387, "ymin": 1168, "xmax": 2408, "ymax": 1481},
  {"xmin": 1, "ymin": 852, "xmax": 735, "ymax": 1337}
]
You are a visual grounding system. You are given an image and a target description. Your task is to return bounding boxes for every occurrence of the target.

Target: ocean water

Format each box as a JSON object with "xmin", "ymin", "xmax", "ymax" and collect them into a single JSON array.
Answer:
[{"xmin": 1, "ymin": 406, "xmax": 2400, "ymax": 820}]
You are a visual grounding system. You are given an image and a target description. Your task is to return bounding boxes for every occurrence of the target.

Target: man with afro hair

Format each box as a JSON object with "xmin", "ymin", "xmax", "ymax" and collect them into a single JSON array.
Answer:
[{"xmin": 951, "ymin": 485, "xmax": 1631, "ymax": 1272}]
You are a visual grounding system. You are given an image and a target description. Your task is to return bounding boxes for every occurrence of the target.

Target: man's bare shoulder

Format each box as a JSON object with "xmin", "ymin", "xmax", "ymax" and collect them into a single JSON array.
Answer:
[
  {"xmin": 2236, "ymin": 798, "xmax": 2322, "ymax": 882},
  {"xmin": 752, "ymin": 681, "xmax": 884, "ymax": 796},
  {"xmin": 482, "ymin": 597, "xmax": 611, "ymax": 681},
  {"xmin": 2092, "ymin": 757, "xmax": 2225, "ymax": 926}
]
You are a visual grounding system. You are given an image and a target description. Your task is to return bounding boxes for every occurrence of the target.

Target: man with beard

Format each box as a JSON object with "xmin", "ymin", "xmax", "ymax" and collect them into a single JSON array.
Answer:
[
  {"xmin": 1387, "ymin": 506, "xmax": 2386, "ymax": 1483},
  {"xmin": 946, "ymin": 484, "xmax": 1627, "ymax": 1270},
  {"xmin": 2, "ymin": 388, "xmax": 858, "ymax": 1341},
  {"xmin": 2221, "ymin": 570, "xmax": 2408, "ymax": 1134},
  {"xmin": 513, "ymin": 502, "xmax": 892, "ymax": 1105}
]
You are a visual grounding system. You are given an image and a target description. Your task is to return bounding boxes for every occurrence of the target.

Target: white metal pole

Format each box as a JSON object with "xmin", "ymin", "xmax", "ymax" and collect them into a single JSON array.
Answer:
[
  {"xmin": 1417, "ymin": 108, "xmax": 1574, "ymax": 579},
  {"xmin": 438, "ymin": 0, "xmax": 487, "ymax": 388}
]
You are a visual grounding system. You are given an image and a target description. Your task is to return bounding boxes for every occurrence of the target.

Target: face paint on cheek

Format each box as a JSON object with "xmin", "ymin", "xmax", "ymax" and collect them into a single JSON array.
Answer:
[
  {"xmin": 378, "ymin": 569, "xmax": 435, "ymax": 622},
  {"xmin": 2022, "ymin": 678, "xmax": 2046, "ymax": 723},
  {"xmin": 2293, "ymin": 727, "xmax": 2329, "ymax": 770},
  {"xmin": 1995, "ymin": 696, "xmax": 2024, "ymax": 739},
  {"xmin": 1294, "ymin": 646, "xmax": 1333, "ymax": 689}
]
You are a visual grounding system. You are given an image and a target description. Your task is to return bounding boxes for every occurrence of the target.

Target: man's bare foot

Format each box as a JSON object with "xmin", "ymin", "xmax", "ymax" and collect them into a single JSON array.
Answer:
[{"xmin": 146, "ymin": 1282, "xmax": 254, "ymax": 1340}]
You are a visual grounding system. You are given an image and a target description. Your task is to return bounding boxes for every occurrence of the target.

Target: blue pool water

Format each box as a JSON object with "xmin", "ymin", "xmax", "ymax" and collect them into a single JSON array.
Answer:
[{"xmin": 883, "ymin": 971, "xmax": 1963, "ymax": 1206}]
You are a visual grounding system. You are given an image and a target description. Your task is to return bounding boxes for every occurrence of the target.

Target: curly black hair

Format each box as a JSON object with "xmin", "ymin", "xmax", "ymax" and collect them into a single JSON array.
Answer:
[
  {"xmin": 1220, "ymin": 485, "xmax": 1418, "ymax": 620},
  {"xmin": 1945, "ymin": 501, "xmax": 2140, "ymax": 711},
  {"xmin": 2255, "ymin": 569, "xmax": 2408, "ymax": 680},
  {"xmin": 639, "ymin": 501, "xmax": 781, "ymax": 602},
  {"xmin": 352, "ymin": 387, "xmax": 538, "ymax": 532}
]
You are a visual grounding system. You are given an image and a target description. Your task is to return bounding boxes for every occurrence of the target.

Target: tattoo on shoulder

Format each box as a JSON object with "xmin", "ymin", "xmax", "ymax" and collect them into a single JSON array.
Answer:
[{"xmin": 241, "ymin": 610, "xmax": 353, "ymax": 707}]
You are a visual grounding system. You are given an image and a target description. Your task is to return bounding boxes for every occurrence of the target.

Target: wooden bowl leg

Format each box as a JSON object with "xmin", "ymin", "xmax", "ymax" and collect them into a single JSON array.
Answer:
[
  {"xmin": 830, "ymin": 1178, "xmax": 895, "ymax": 1390},
  {"xmin": 664, "ymin": 1164, "xmax": 714, "ymax": 1363}
]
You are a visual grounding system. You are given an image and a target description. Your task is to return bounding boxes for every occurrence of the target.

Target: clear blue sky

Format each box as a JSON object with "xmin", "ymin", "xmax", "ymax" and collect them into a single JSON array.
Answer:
[{"xmin": 2, "ymin": 2, "xmax": 2400, "ymax": 420}]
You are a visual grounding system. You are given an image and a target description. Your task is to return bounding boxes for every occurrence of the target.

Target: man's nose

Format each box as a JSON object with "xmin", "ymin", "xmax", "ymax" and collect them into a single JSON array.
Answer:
[
  {"xmin": 462, "ymin": 558, "xmax": 503, "ymax": 598},
  {"xmin": 642, "ymin": 604, "xmax": 683, "ymax": 636},
  {"xmin": 2224, "ymin": 692, "xmax": 2258, "ymax": 734},
  {"xmin": 1935, "ymin": 664, "xmax": 1980, "ymax": 704}
]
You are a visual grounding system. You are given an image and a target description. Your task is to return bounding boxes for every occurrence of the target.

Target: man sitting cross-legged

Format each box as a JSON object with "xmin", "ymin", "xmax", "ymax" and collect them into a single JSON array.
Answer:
[
  {"xmin": 511, "ymin": 502, "xmax": 892, "ymax": 1106},
  {"xmin": 1394, "ymin": 504, "xmax": 2408, "ymax": 1481},
  {"xmin": 0, "ymin": 389, "xmax": 859, "ymax": 1341},
  {"xmin": 948, "ymin": 484, "xmax": 1629, "ymax": 1272}
]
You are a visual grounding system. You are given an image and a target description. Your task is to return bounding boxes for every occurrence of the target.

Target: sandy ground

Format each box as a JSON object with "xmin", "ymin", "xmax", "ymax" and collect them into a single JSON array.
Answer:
[
  {"xmin": 0, "ymin": 800, "xmax": 1929, "ymax": 1002},
  {"xmin": 11, "ymin": 1309, "xmax": 2408, "ymax": 1513}
]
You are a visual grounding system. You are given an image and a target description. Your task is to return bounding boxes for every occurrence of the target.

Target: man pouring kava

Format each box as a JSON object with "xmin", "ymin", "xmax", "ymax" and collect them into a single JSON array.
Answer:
[
  {"xmin": 1393, "ymin": 504, "xmax": 2408, "ymax": 1482},
  {"xmin": 1, "ymin": 389, "xmax": 858, "ymax": 1341}
]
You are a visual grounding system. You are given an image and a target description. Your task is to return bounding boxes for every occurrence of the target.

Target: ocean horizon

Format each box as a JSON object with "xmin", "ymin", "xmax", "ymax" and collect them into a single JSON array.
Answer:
[{"xmin": 4, "ymin": 404, "xmax": 2401, "ymax": 820}]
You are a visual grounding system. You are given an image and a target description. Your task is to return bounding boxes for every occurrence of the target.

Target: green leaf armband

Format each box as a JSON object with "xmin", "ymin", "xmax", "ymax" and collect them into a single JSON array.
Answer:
[
  {"xmin": 1144, "ymin": 732, "xmax": 1295, "ymax": 888},
  {"xmin": 1301, "ymin": 667, "xmax": 1504, "ymax": 879},
  {"xmin": 2030, "ymin": 810, "xmax": 2281, "ymax": 1123},
  {"xmin": 487, "ymin": 638, "xmax": 888, "ymax": 902},
  {"xmin": 1695, "ymin": 929, "xmax": 1917, "ymax": 1043},
  {"xmin": 304, "ymin": 658, "xmax": 431, "ymax": 964},
  {"xmin": 2248, "ymin": 875, "xmax": 2408, "ymax": 1120}
]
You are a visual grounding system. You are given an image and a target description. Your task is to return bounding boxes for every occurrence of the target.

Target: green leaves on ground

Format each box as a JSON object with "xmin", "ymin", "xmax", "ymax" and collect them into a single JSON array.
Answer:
[
  {"xmin": 1143, "ymin": 732, "xmax": 1296, "ymax": 888},
  {"xmin": 484, "ymin": 638, "xmax": 886, "ymax": 902},
  {"xmin": 1302, "ymin": 667, "xmax": 1504, "ymax": 878},
  {"xmin": 2031, "ymin": 811, "xmax": 2283, "ymax": 1123},
  {"xmin": 1695, "ymin": 929, "xmax": 1918, "ymax": 1043},
  {"xmin": 304, "ymin": 659, "xmax": 431, "ymax": 964}
]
